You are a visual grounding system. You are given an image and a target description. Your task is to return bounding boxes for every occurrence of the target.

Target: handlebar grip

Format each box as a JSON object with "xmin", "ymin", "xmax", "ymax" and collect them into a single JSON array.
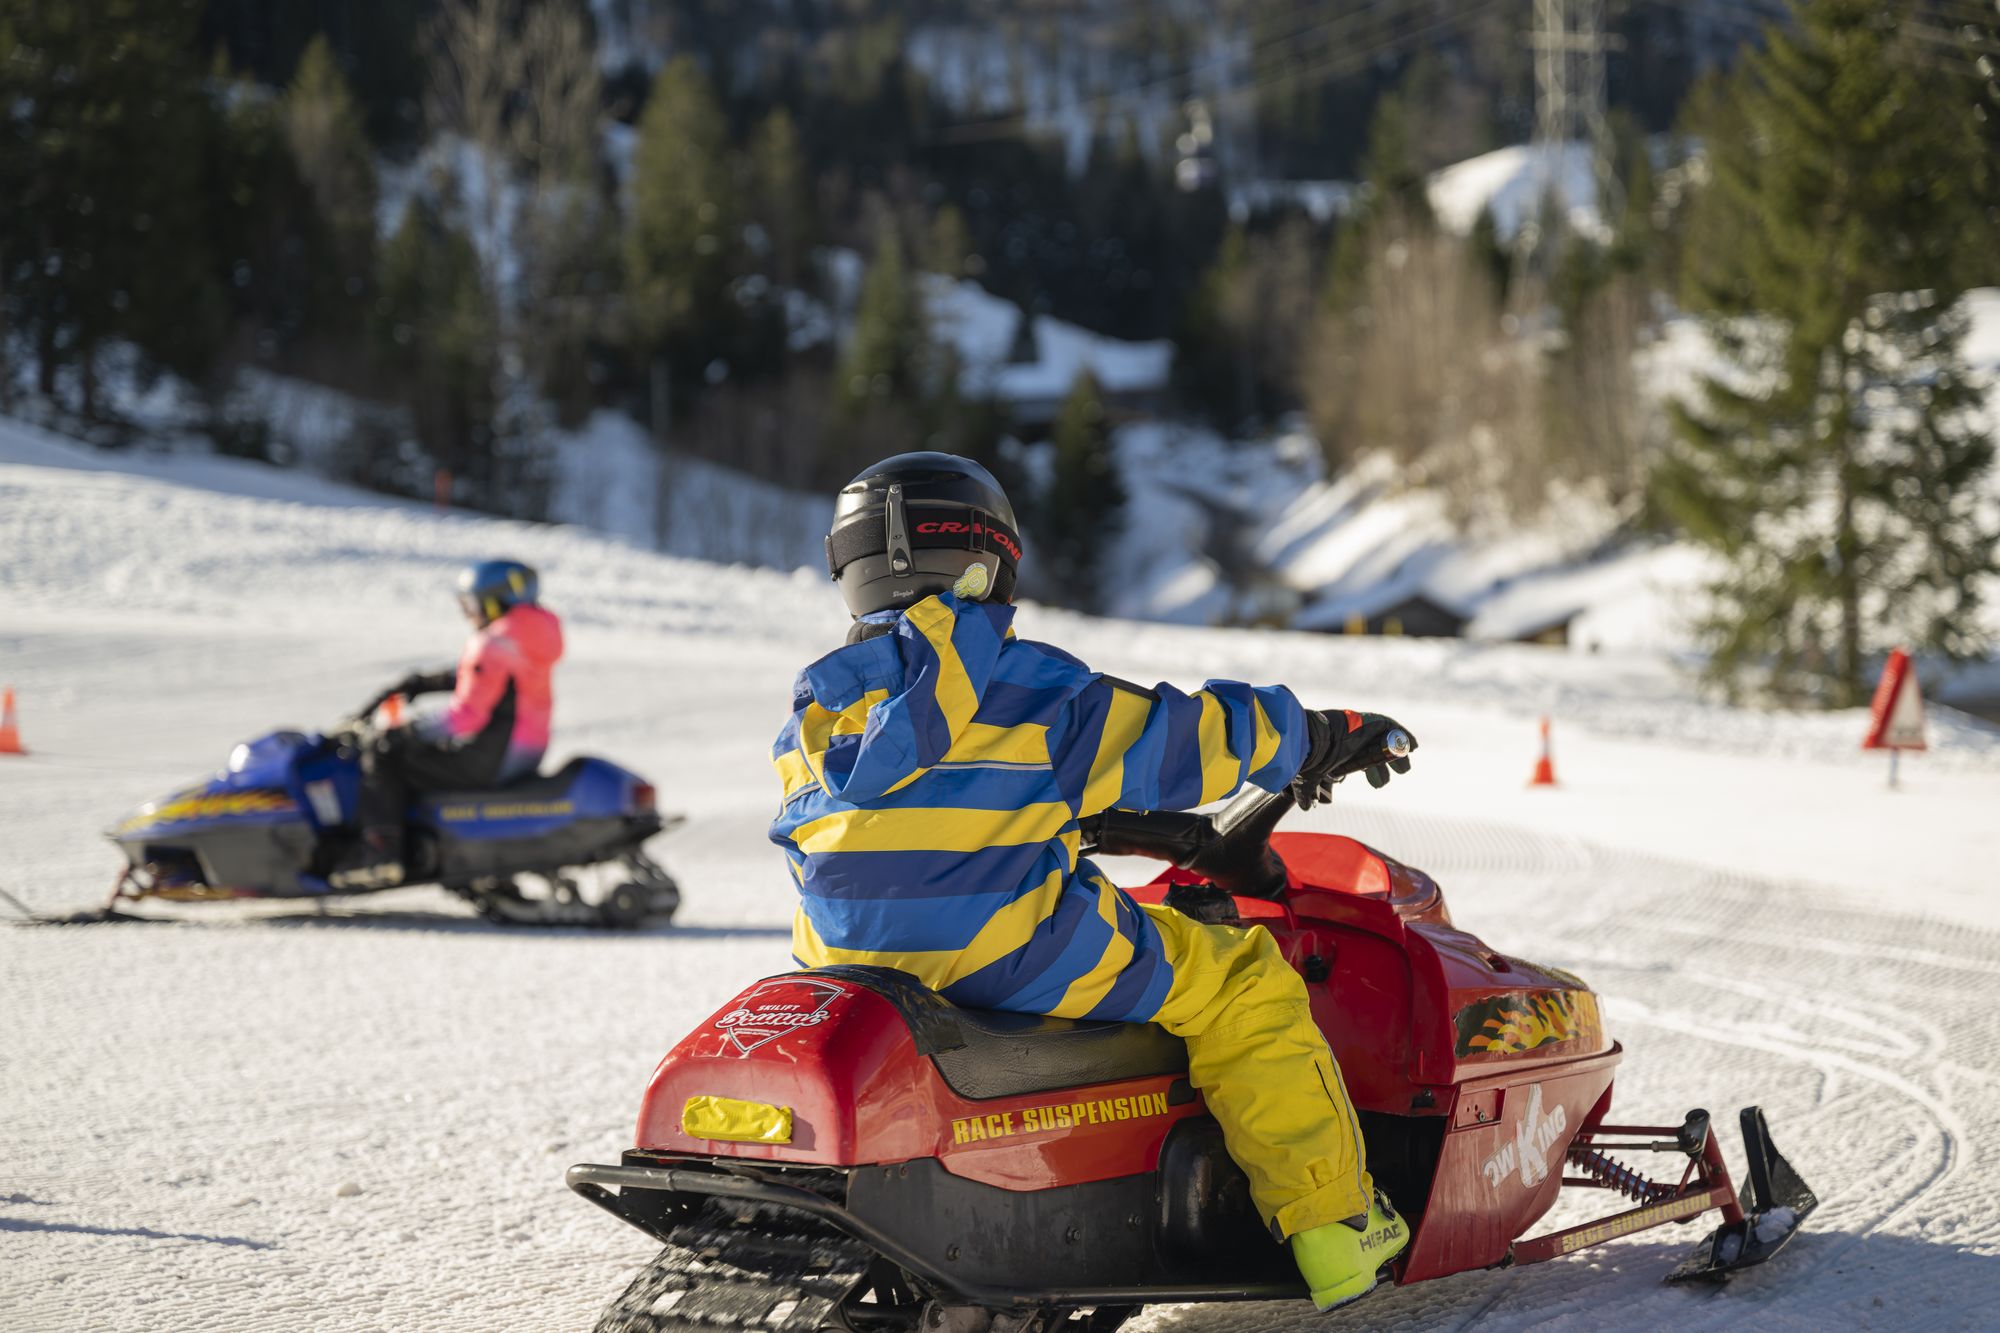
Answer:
[{"xmin": 1383, "ymin": 728, "xmax": 1414, "ymax": 759}]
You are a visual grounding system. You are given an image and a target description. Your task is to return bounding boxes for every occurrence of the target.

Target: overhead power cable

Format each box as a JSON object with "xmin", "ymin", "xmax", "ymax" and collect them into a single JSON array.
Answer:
[{"xmin": 923, "ymin": 0, "xmax": 1502, "ymax": 145}]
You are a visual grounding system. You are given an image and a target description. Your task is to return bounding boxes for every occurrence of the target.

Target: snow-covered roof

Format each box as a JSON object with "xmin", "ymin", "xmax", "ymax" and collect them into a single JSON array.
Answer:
[
  {"xmin": 923, "ymin": 276, "xmax": 1173, "ymax": 409},
  {"xmin": 1964, "ymin": 288, "xmax": 2000, "ymax": 371},
  {"xmin": 1427, "ymin": 141, "xmax": 1606, "ymax": 243}
]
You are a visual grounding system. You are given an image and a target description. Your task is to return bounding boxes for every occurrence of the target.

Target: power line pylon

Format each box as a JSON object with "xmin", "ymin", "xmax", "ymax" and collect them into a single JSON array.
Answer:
[{"xmin": 1527, "ymin": 0, "xmax": 1622, "ymax": 252}]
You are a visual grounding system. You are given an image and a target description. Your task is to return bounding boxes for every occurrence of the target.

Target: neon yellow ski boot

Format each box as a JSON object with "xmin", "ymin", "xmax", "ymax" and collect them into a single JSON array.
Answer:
[{"xmin": 1289, "ymin": 1190, "xmax": 1410, "ymax": 1312}]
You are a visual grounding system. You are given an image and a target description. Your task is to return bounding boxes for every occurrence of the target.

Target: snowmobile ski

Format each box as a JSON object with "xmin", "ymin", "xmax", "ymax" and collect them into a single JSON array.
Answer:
[{"xmin": 1665, "ymin": 1107, "xmax": 1819, "ymax": 1284}]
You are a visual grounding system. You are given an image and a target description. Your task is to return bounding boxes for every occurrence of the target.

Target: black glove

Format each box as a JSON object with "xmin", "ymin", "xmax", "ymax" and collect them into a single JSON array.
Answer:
[
  {"xmin": 395, "ymin": 669, "xmax": 456, "ymax": 698},
  {"xmin": 360, "ymin": 670, "xmax": 451, "ymax": 720},
  {"xmin": 1291, "ymin": 710, "xmax": 1416, "ymax": 808}
]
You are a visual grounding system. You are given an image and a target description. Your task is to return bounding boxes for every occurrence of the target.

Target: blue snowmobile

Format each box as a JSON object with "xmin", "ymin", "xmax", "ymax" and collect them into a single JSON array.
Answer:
[{"xmin": 101, "ymin": 702, "xmax": 681, "ymax": 927}]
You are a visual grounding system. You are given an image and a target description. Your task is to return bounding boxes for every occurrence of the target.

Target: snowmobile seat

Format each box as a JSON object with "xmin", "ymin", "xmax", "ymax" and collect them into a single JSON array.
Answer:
[
  {"xmin": 799, "ymin": 965, "xmax": 1190, "ymax": 1102},
  {"xmin": 935, "ymin": 1006, "xmax": 1190, "ymax": 1101},
  {"xmin": 425, "ymin": 758, "xmax": 589, "ymax": 807}
]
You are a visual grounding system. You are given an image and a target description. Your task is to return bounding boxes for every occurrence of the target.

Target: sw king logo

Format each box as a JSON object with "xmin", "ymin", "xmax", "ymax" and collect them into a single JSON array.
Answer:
[
  {"xmin": 713, "ymin": 979, "xmax": 846, "ymax": 1056},
  {"xmin": 1479, "ymin": 1083, "xmax": 1569, "ymax": 1190}
]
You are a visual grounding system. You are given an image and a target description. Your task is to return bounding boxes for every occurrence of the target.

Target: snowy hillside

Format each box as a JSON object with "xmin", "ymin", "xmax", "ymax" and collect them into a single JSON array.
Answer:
[
  {"xmin": 1097, "ymin": 285, "xmax": 2000, "ymax": 708},
  {"xmin": 5, "ymin": 416, "xmax": 2000, "ymax": 1331},
  {"xmin": 1428, "ymin": 141, "xmax": 1608, "ymax": 242}
]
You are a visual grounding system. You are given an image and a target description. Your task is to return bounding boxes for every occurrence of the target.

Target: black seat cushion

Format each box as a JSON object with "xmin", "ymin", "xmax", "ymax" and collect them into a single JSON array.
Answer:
[
  {"xmin": 799, "ymin": 965, "xmax": 1189, "ymax": 1102},
  {"xmin": 426, "ymin": 757, "xmax": 588, "ymax": 806}
]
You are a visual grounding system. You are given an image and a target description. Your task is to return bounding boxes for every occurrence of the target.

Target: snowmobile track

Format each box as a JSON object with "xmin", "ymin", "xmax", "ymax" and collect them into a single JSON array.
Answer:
[{"xmin": 594, "ymin": 1198, "xmax": 873, "ymax": 1333}]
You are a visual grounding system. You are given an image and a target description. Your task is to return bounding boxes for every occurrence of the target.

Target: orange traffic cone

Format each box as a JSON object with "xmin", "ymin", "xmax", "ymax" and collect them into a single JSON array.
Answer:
[
  {"xmin": 1527, "ymin": 715, "xmax": 1557, "ymax": 788},
  {"xmin": 380, "ymin": 693, "xmax": 405, "ymax": 726},
  {"xmin": 0, "ymin": 687, "xmax": 25, "ymax": 756}
]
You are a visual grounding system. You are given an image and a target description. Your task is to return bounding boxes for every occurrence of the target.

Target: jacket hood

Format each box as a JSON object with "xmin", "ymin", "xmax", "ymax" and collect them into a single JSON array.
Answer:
[
  {"xmin": 789, "ymin": 592, "xmax": 1015, "ymax": 802},
  {"xmin": 494, "ymin": 603, "xmax": 564, "ymax": 665}
]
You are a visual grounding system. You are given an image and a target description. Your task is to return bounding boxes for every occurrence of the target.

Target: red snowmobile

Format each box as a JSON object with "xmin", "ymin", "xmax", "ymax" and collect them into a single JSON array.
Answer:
[{"xmin": 569, "ymin": 736, "xmax": 1814, "ymax": 1332}]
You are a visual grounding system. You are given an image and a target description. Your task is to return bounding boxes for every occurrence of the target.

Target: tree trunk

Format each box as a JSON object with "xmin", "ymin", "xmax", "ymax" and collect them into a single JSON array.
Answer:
[
  {"xmin": 1833, "ymin": 374, "xmax": 1862, "ymax": 709},
  {"xmin": 651, "ymin": 356, "xmax": 672, "ymax": 550},
  {"xmin": 79, "ymin": 339, "xmax": 97, "ymax": 423},
  {"xmin": 37, "ymin": 316, "xmax": 57, "ymax": 399},
  {"xmin": 0, "ymin": 281, "xmax": 10, "ymax": 413},
  {"xmin": 1836, "ymin": 468, "xmax": 1861, "ymax": 707}
]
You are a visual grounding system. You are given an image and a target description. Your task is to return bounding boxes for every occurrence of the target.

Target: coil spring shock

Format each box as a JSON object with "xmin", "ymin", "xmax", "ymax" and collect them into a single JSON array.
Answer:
[{"xmin": 1568, "ymin": 1143, "xmax": 1676, "ymax": 1203}]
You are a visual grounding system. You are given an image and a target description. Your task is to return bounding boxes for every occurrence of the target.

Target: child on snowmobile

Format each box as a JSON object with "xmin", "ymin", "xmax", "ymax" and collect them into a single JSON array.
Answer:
[
  {"xmin": 769, "ymin": 453, "xmax": 1415, "ymax": 1312},
  {"xmin": 322, "ymin": 559, "xmax": 565, "ymax": 889}
]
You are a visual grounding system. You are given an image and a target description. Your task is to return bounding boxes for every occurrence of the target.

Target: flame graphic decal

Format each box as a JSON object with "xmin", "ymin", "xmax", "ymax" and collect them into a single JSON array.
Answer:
[{"xmin": 1455, "ymin": 990, "xmax": 1603, "ymax": 1057}]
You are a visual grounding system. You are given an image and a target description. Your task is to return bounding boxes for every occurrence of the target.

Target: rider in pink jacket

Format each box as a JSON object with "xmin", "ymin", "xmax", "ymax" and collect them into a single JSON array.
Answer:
[
  {"xmin": 433, "ymin": 597, "xmax": 563, "ymax": 780},
  {"xmin": 323, "ymin": 560, "xmax": 564, "ymax": 889}
]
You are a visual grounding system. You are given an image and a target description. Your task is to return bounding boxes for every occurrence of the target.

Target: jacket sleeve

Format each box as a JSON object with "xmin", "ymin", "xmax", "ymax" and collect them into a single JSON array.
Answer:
[
  {"xmin": 441, "ymin": 635, "xmax": 517, "ymax": 742},
  {"xmin": 1058, "ymin": 675, "xmax": 1310, "ymax": 818},
  {"xmin": 402, "ymin": 668, "xmax": 458, "ymax": 697}
]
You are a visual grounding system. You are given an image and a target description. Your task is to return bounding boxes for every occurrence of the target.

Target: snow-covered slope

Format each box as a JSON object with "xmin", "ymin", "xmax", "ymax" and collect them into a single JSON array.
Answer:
[
  {"xmin": 5, "ymin": 418, "xmax": 2000, "ymax": 1332},
  {"xmin": 545, "ymin": 409, "xmax": 830, "ymax": 571}
]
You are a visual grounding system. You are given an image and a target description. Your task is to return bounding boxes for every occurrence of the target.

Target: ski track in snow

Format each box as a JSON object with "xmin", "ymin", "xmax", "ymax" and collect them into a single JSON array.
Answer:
[{"xmin": 4, "ymin": 435, "xmax": 2000, "ymax": 1331}]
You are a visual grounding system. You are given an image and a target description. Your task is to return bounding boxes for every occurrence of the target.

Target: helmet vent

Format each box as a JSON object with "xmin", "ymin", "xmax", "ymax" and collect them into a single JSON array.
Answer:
[{"xmin": 885, "ymin": 483, "xmax": 913, "ymax": 575}]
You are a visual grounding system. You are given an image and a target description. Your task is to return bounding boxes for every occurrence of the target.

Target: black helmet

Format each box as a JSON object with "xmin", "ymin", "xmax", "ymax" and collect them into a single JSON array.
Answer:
[
  {"xmin": 457, "ymin": 559, "xmax": 538, "ymax": 626},
  {"xmin": 826, "ymin": 452, "xmax": 1023, "ymax": 617}
]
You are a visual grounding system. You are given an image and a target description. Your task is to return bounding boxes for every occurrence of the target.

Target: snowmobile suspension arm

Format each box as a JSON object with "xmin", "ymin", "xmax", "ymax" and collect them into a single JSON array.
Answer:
[
  {"xmin": 1507, "ymin": 1179, "xmax": 1739, "ymax": 1266},
  {"xmin": 1506, "ymin": 1117, "xmax": 1745, "ymax": 1268}
]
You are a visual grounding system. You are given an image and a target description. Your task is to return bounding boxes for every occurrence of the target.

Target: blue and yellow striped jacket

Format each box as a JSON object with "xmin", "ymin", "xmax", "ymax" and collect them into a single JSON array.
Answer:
[{"xmin": 769, "ymin": 592, "xmax": 1309, "ymax": 1022}]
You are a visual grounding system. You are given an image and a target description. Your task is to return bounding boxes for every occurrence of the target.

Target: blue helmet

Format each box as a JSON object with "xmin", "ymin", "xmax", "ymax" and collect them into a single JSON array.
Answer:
[{"xmin": 457, "ymin": 559, "xmax": 539, "ymax": 626}]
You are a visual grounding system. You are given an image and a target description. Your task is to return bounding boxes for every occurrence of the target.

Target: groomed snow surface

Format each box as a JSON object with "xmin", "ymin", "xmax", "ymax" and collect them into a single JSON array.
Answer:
[{"xmin": 6, "ymin": 420, "xmax": 2000, "ymax": 1331}]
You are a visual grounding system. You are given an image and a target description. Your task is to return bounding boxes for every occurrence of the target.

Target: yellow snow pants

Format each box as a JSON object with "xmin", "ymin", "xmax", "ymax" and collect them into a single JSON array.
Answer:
[
  {"xmin": 857, "ymin": 896, "xmax": 1376, "ymax": 1237},
  {"xmin": 1138, "ymin": 902, "xmax": 1374, "ymax": 1237}
]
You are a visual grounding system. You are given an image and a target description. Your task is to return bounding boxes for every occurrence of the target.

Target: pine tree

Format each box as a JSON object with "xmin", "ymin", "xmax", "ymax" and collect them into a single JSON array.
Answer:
[
  {"xmin": 838, "ymin": 223, "xmax": 928, "ymax": 414},
  {"xmin": 374, "ymin": 197, "xmax": 499, "ymax": 502},
  {"xmin": 1181, "ymin": 222, "xmax": 1317, "ymax": 430},
  {"xmin": 1659, "ymin": 0, "xmax": 1998, "ymax": 705},
  {"xmin": 0, "ymin": 0, "xmax": 221, "ymax": 419},
  {"xmin": 1541, "ymin": 118, "xmax": 1658, "ymax": 509},
  {"xmin": 205, "ymin": 62, "xmax": 333, "ymax": 388},
  {"xmin": 1042, "ymin": 369, "xmax": 1126, "ymax": 612},
  {"xmin": 1322, "ymin": 64, "xmax": 1440, "ymax": 312},
  {"xmin": 284, "ymin": 36, "xmax": 378, "ymax": 286},
  {"xmin": 926, "ymin": 205, "xmax": 973, "ymax": 282},
  {"xmin": 508, "ymin": 0, "xmax": 611, "ymax": 428},
  {"xmin": 747, "ymin": 109, "xmax": 811, "ymax": 289},
  {"xmin": 625, "ymin": 55, "xmax": 738, "ymax": 401}
]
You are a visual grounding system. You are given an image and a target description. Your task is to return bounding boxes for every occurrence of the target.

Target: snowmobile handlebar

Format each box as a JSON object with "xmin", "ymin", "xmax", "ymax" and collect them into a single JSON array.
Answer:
[{"xmin": 1082, "ymin": 728, "xmax": 1413, "ymax": 899}]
